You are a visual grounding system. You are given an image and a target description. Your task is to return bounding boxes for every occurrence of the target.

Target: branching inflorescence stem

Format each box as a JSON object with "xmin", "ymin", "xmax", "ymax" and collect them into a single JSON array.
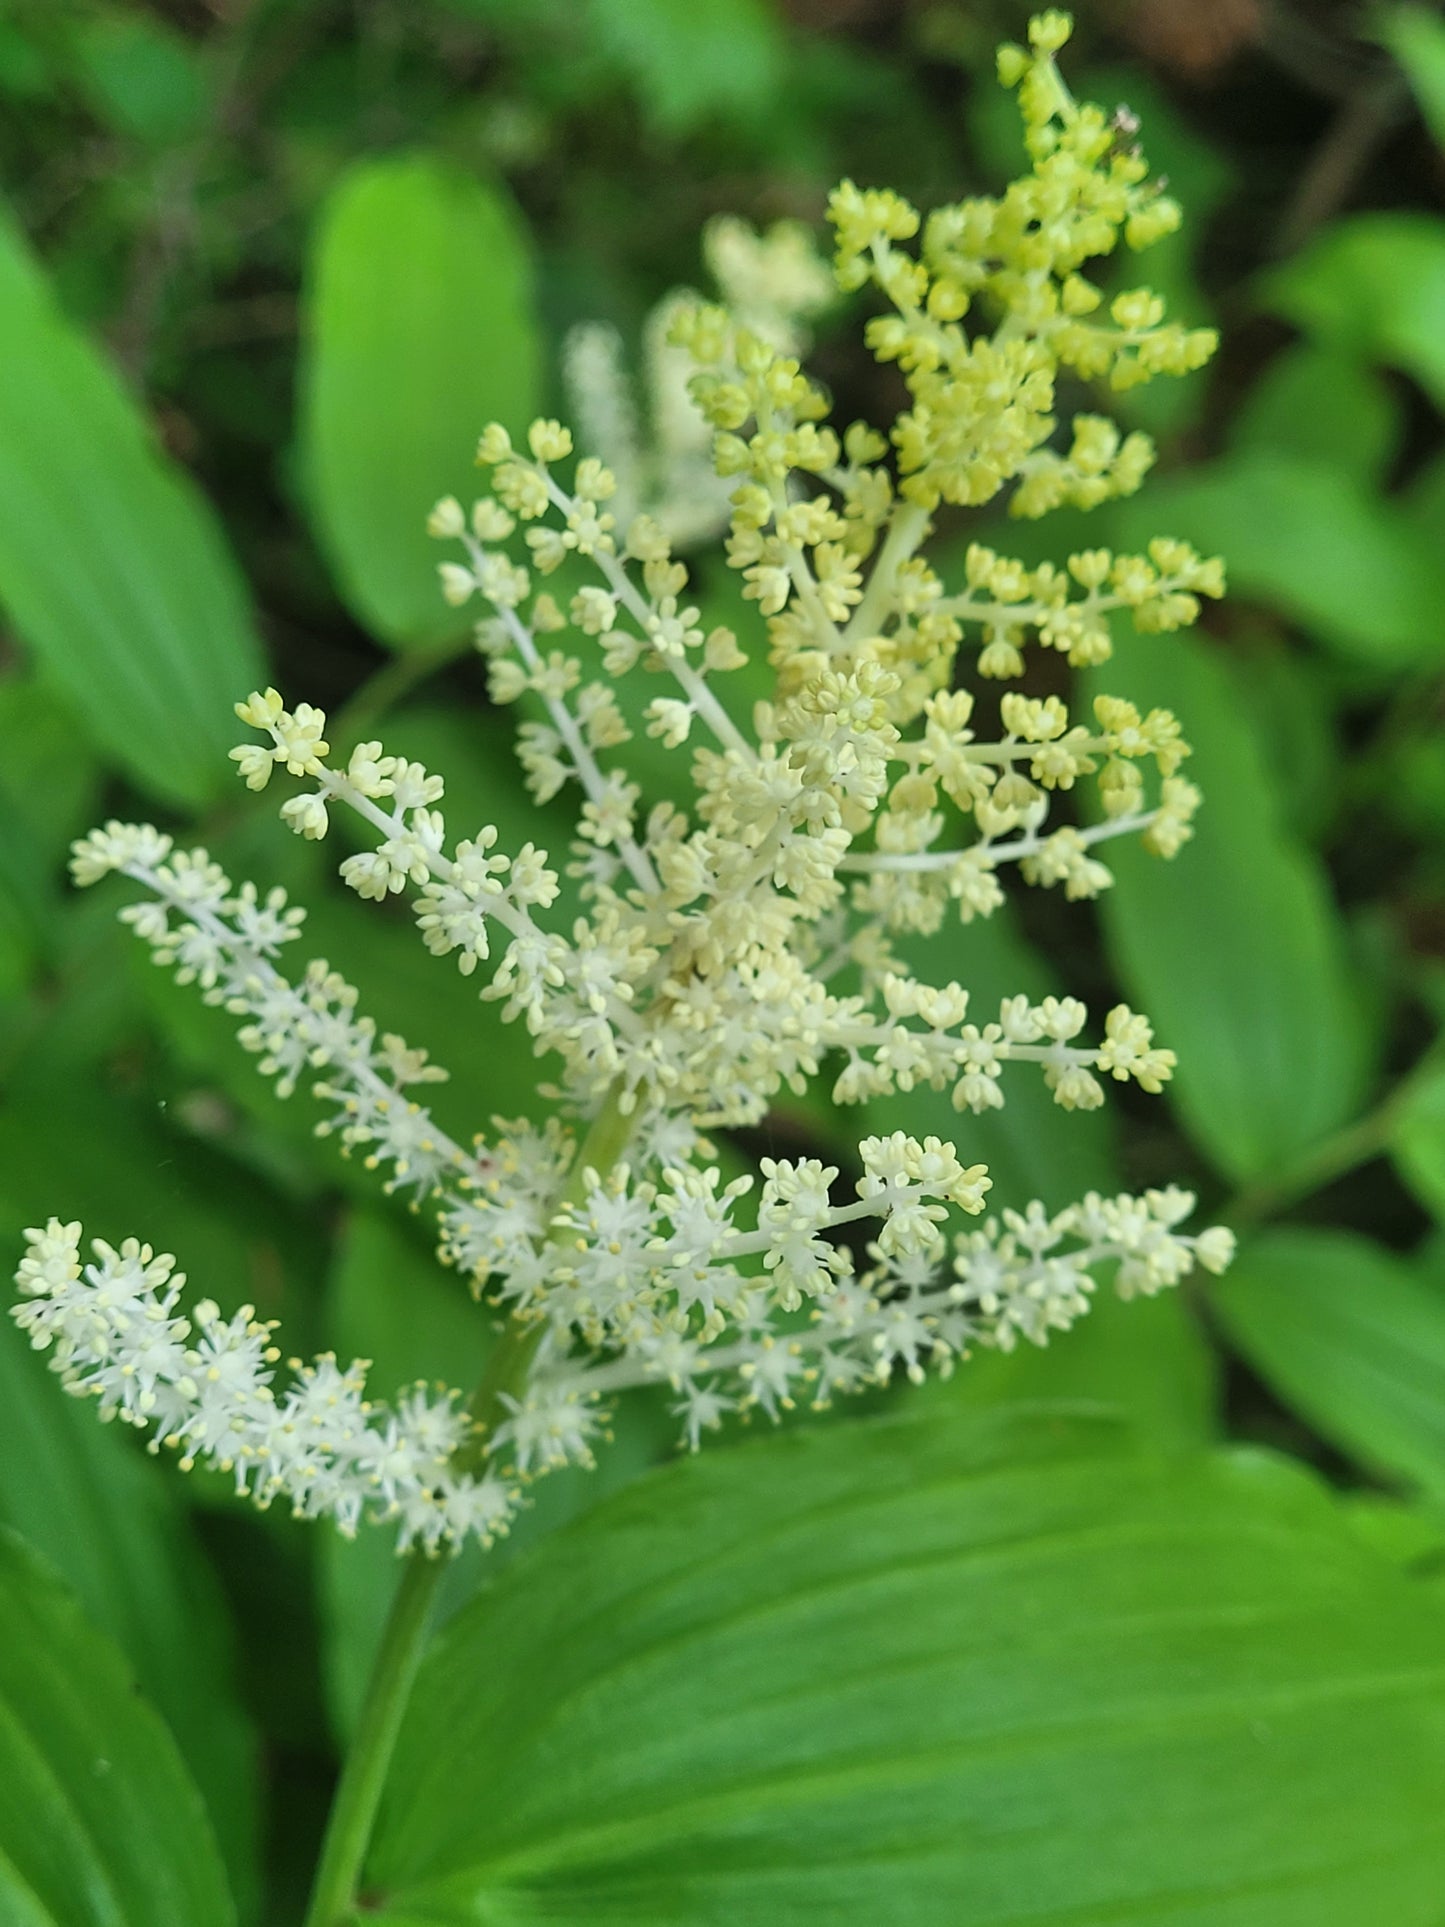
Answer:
[{"xmin": 302, "ymin": 1079, "xmax": 638, "ymax": 1927}]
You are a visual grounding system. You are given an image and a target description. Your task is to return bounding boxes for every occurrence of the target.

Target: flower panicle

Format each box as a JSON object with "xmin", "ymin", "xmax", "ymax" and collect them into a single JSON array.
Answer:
[
  {"xmin": 12, "ymin": 1182, "xmax": 1234, "ymax": 1549},
  {"xmin": 23, "ymin": 15, "xmax": 1237, "ymax": 1551},
  {"xmin": 13, "ymin": 1220, "xmax": 517, "ymax": 1554}
]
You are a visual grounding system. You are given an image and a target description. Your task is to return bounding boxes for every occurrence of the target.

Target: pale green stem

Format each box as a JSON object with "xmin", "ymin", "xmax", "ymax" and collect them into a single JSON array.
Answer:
[
  {"xmin": 1223, "ymin": 1055, "xmax": 1443, "ymax": 1231},
  {"xmin": 842, "ymin": 500, "xmax": 931, "ymax": 644},
  {"xmin": 300, "ymin": 1079, "xmax": 636, "ymax": 1927},
  {"xmin": 300, "ymin": 1554, "xmax": 443, "ymax": 1927},
  {"xmin": 837, "ymin": 808, "xmax": 1157, "ymax": 874},
  {"xmin": 534, "ymin": 468, "xmax": 754, "ymax": 760}
]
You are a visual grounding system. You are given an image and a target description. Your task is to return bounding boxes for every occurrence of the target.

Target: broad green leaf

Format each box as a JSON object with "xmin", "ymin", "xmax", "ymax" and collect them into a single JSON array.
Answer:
[
  {"xmin": 0, "ymin": 21, "xmax": 53, "ymax": 101},
  {"xmin": 943, "ymin": 1288, "xmax": 1218, "ymax": 1448},
  {"xmin": 300, "ymin": 154, "xmax": 541, "ymax": 648},
  {"xmin": 1086, "ymin": 629, "xmax": 1368, "ymax": 1182},
  {"xmin": 1230, "ymin": 343, "xmax": 1396, "ymax": 486},
  {"xmin": 305, "ymin": 881, "xmax": 558, "ymax": 1148},
  {"xmin": 1225, "ymin": 631, "xmax": 1337, "ymax": 840},
  {"xmin": 1342, "ymin": 1494, "xmax": 1445, "ymax": 1570},
  {"xmin": 369, "ymin": 1407, "xmax": 1445, "ymax": 1925},
  {"xmin": 1391, "ymin": 1063, "xmax": 1445, "ymax": 1222},
  {"xmin": 586, "ymin": 0, "xmax": 785, "ymax": 135},
  {"xmin": 0, "ymin": 812, "xmax": 47, "ymax": 1000},
  {"xmin": 0, "ymin": 891, "xmax": 144, "ymax": 1088},
  {"xmin": 1419, "ymin": 1222, "xmax": 1445, "ymax": 1286},
  {"xmin": 1115, "ymin": 451, "xmax": 1445, "ymax": 671},
  {"xmin": 1394, "ymin": 471, "xmax": 1445, "ymax": 842},
  {"xmin": 0, "ymin": 1530, "xmax": 234, "ymax": 1926},
  {"xmin": 0, "ymin": 677, "xmax": 103, "ymax": 1000},
  {"xmin": 1381, "ymin": 5, "xmax": 1445, "ymax": 151},
  {"xmin": 330, "ymin": 1207, "xmax": 491, "ymax": 1403},
  {"xmin": 0, "ymin": 1319, "xmax": 260, "ymax": 1917},
  {"xmin": 0, "ymin": 676, "xmax": 101, "ymax": 863},
  {"xmin": 1213, "ymin": 1227, "xmax": 1445, "ymax": 1497},
  {"xmin": 0, "ymin": 214, "xmax": 263, "ymax": 806},
  {"xmin": 1262, "ymin": 213, "xmax": 1445, "ymax": 410},
  {"xmin": 69, "ymin": 13, "xmax": 207, "ymax": 147}
]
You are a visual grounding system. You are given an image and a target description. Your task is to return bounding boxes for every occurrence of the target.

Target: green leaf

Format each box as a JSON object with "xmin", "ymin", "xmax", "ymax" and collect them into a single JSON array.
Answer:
[
  {"xmin": 1342, "ymin": 1494, "xmax": 1445, "ymax": 1571},
  {"xmin": 1213, "ymin": 1227, "xmax": 1445, "ymax": 1498},
  {"xmin": 1381, "ymin": 5, "xmax": 1445, "ymax": 151},
  {"xmin": 299, "ymin": 154, "xmax": 541, "ymax": 648},
  {"xmin": 1086, "ymin": 628, "xmax": 1368, "ymax": 1183},
  {"xmin": 0, "ymin": 676, "xmax": 101, "ymax": 863},
  {"xmin": 941, "ymin": 1289, "xmax": 1218, "ymax": 1448},
  {"xmin": 1391, "ymin": 1062, "xmax": 1445, "ymax": 1222},
  {"xmin": 304, "ymin": 881, "xmax": 553, "ymax": 1144},
  {"xmin": 1223, "ymin": 631, "xmax": 1338, "ymax": 840},
  {"xmin": 0, "ymin": 676, "xmax": 104, "ymax": 1000},
  {"xmin": 0, "ymin": 1319, "xmax": 260, "ymax": 1917},
  {"xmin": 0, "ymin": 213, "xmax": 263, "ymax": 807},
  {"xmin": 586, "ymin": 0, "xmax": 785, "ymax": 135},
  {"xmin": 0, "ymin": 1530, "xmax": 234, "ymax": 1926},
  {"xmin": 1116, "ymin": 450, "xmax": 1445, "ymax": 672},
  {"xmin": 0, "ymin": 21, "xmax": 54, "ymax": 102},
  {"xmin": 1262, "ymin": 213, "xmax": 1445, "ymax": 411},
  {"xmin": 69, "ymin": 12, "xmax": 208, "ymax": 147},
  {"xmin": 0, "ymin": 812, "xmax": 47, "ymax": 1000},
  {"xmin": 330, "ymin": 1207, "xmax": 492, "ymax": 1403},
  {"xmin": 368, "ymin": 1407, "xmax": 1445, "ymax": 1924},
  {"xmin": 1230, "ymin": 343, "xmax": 1396, "ymax": 486}
]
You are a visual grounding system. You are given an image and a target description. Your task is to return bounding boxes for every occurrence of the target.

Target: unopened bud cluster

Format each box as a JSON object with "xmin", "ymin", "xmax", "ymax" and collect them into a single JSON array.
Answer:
[{"xmin": 14, "ymin": 15, "xmax": 1234, "ymax": 1552}]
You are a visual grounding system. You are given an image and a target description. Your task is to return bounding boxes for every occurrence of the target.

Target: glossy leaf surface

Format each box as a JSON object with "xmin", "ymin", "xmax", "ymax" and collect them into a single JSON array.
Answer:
[
  {"xmin": 0, "ymin": 1531, "xmax": 235, "ymax": 1926},
  {"xmin": 1213, "ymin": 1227, "xmax": 1445, "ymax": 1497},
  {"xmin": 299, "ymin": 155, "xmax": 540, "ymax": 648},
  {"xmin": 0, "ymin": 216, "xmax": 263, "ymax": 805},
  {"xmin": 368, "ymin": 1409, "xmax": 1445, "ymax": 1925},
  {"xmin": 1086, "ymin": 629, "xmax": 1367, "ymax": 1182}
]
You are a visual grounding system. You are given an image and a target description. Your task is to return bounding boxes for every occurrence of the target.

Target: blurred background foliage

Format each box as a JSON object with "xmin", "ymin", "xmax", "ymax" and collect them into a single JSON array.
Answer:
[{"xmin": 6, "ymin": 0, "xmax": 1445, "ymax": 1918}]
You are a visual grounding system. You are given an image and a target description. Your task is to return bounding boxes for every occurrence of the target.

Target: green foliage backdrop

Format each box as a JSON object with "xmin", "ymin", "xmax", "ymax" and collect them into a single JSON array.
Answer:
[{"xmin": 3, "ymin": 0, "xmax": 1445, "ymax": 1920}]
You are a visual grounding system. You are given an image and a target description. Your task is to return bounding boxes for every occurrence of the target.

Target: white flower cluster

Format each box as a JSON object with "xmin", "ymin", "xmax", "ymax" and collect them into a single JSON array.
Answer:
[
  {"xmin": 70, "ymin": 821, "xmax": 470, "ymax": 1195},
  {"xmin": 15, "ymin": 1221, "xmax": 514, "ymax": 1552},
  {"xmin": 463, "ymin": 1157, "xmax": 1234, "ymax": 1456},
  {"xmin": 37, "ymin": 639, "xmax": 1233, "ymax": 1552},
  {"xmin": 14, "ymin": 19, "xmax": 1237, "ymax": 1552}
]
